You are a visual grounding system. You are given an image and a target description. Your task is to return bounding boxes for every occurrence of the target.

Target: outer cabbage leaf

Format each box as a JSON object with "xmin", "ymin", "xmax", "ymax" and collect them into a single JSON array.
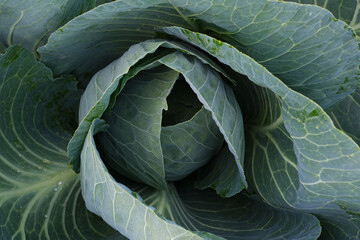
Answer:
[
  {"xmin": 51, "ymin": 0, "xmax": 360, "ymax": 170},
  {"xmin": 22, "ymin": 0, "xmax": 360, "ymax": 238},
  {"xmin": 162, "ymin": 27, "xmax": 360, "ymax": 239},
  {"xmin": 82, "ymin": 119, "xmax": 321, "ymax": 240},
  {"xmin": 0, "ymin": 0, "xmax": 96, "ymax": 53},
  {"xmin": 0, "ymin": 46, "xmax": 122, "ymax": 239},
  {"xmin": 38, "ymin": 0, "xmax": 192, "ymax": 78},
  {"xmin": 39, "ymin": 0, "xmax": 360, "ymax": 108},
  {"xmin": 167, "ymin": 0, "xmax": 360, "ymax": 108},
  {"xmin": 244, "ymin": 84, "xmax": 360, "ymax": 239},
  {"xmin": 329, "ymin": 87, "xmax": 360, "ymax": 145},
  {"xmin": 285, "ymin": 0, "xmax": 360, "ymax": 35},
  {"xmin": 96, "ymin": 0, "xmax": 115, "ymax": 5}
]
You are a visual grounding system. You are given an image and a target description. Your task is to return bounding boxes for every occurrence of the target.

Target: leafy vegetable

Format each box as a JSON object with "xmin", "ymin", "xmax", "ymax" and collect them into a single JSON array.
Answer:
[{"xmin": 1, "ymin": 0, "xmax": 359, "ymax": 239}]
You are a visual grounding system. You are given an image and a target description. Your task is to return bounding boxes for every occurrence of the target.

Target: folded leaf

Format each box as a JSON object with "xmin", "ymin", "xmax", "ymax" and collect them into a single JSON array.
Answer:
[
  {"xmin": 81, "ymin": 119, "xmax": 203, "ymax": 240},
  {"xmin": 159, "ymin": 52, "xmax": 247, "ymax": 189},
  {"xmin": 127, "ymin": 178, "xmax": 322, "ymax": 240},
  {"xmin": 67, "ymin": 38, "xmax": 240, "ymax": 173},
  {"xmin": 161, "ymin": 107, "xmax": 223, "ymax": 181},
  {"xmin": 4, "ymin": 0, "xmax": 360, "ymax": 239},
  {"xmin": 167, "ymin": 0, "xmax": 360, "ymax": 108},
  {"xmin": 162, "ymin": 27, "xmax": 360, "ymax": 238},
  {"xmin": 97, "ymin": 66, "xmax": 179, "ymax": 190},
  {"xmin": 67, "ymin": 40, "xmax": 167, "ymax": 171},
  {"xmin": 194, "ymin": 144, "xmax": 244, "ymax": 197},
  {"xmin": 82, "ymin": 120, "xmax": 321, "ymax": 240},
  {"xmin": 38, "ymin": 0, "xmax": 192, "ymax": 77}
]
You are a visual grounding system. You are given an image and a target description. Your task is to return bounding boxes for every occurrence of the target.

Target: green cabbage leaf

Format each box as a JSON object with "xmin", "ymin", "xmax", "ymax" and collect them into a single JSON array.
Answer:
[{"xmin": 1, "ymin": 0, "xmax": 360, "ymax": 239}]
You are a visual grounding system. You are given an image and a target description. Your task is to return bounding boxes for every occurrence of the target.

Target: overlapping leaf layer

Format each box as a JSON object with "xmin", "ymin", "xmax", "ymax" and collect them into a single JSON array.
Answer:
[{"xmin": 1, "ymin": 0, "xmax": 359, "ymax": 239}]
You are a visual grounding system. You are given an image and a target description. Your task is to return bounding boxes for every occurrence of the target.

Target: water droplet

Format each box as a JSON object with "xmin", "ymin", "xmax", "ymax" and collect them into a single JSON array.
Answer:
[
  {"xmin": 54, "ymin": 187, "xmax": 58, "ymax": 192},
  {"xmin": 20, "ymin": 206, "xmax": 23, "ymax": 209},
  {"xmin": 44, "ymin": 214, "xmax": 48, "ymax": 218},
  {"xmin": 16, "ymin": 170, "xmax": 20, "ymax": 173},
  {"xmin": 57, "ymin": 181, "xmax": 62, "ymax": 185},
  {"xmin": 56, "ymin": 132, "xmax": 59, "ymax": 135},
  {"xmin": 42, "ymin": 159, "xmax": 51, "ymax": 164}
]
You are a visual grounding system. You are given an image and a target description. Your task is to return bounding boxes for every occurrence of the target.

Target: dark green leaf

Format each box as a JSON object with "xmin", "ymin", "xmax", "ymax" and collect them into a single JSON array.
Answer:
[
  {"xmin": 131, "ymin": 182, "xmax": 321, "ymax": 240},
  {"xmin": 0, "ymin": 0, "xmax": 96, "ymax": 53},
  {"xmin": 329, "ymin": 87, "xmax": 360, "ymax": 145},
  {"xmin": 194, "ymin": 144, "xmax": 244, "ymax": 197},
  {"xmin": 38, "ymin": 0, "xmax": 192, "ymax": 77},
  {"xmin": 0, "ymin": 46, "xmax": 122, "ymax": 240}
]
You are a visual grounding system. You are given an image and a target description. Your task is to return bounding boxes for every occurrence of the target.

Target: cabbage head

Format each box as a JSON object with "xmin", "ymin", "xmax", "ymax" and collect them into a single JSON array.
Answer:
[{"xmin": 0, "ymin": 0, "xmax": 360, "ymax": 239}]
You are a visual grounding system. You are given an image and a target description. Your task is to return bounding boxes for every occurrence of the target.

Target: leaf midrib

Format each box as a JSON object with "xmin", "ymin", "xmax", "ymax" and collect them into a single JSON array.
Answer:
[{"xmin": 0, "ymin": 167, "xmax": 75, "ymax": 198}]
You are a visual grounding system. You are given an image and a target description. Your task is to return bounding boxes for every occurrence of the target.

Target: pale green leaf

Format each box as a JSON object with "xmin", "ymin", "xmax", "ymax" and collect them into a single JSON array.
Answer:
[
  {"xmin": 159, "ymin": 52, "xmax": 247, "ymax": 189},
  {"xmin": 95, "ymin": 53, "xmax": 240, "ymax": 188},
  {"xmin": 66, "ymin": 40, "xmax": 167, "ymax": 171},
  {"xmin": 244, "ymin": 84, "xmax": 360, "ymax": 240},
  {"xmin": 66, "ymin": 38, "xmax": 238, "ymax": 173},
  {"xmin": 96, "ymin": 66, "xmax": 179, "ymax": 190},
  {"xmin": 81, "ymin": 118, "xmax": 203, "ymax": 240},
  {"xmin": 167, "ymin": 0, "xmax": 360, "ymax": 108},
  {"xmin": 284, "ymin": 0, "xmax": 360, "ymax": 35},
  {"xmin": 81, "ymin": 123, "xmax": 321, "ymax": 239},
  {"xmin": 162, "ymin": 27, "xmax": 360, "ymax": 238},
  {"xmin": 161, "ymin": 106, "xmax": 223, "ymax": 181}
]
